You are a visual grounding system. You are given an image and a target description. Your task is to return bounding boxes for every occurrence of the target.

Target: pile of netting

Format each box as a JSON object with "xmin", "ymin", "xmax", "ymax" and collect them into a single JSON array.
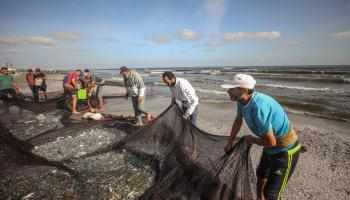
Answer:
[{"xmin": 0, "ymin": 95, "xmax": 256, "ymax": 199}]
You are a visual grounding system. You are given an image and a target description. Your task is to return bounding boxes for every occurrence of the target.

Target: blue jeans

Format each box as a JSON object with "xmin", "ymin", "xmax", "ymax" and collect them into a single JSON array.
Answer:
[{"xmin": 182, "ymin": 105, "xmax": 198, "ymax": 125}]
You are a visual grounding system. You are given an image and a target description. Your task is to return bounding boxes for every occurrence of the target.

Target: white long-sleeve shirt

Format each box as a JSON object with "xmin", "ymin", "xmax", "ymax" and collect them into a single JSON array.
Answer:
[{"xmin": 170, "ymin": 78, "xmax": 199, "ymax": 116}]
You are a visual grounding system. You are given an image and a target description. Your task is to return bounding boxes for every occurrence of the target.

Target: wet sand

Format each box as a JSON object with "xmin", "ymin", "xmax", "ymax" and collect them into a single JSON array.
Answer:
[{"xmin": 9, "ymin": 72, "xmax": 350, "ymax": 199}]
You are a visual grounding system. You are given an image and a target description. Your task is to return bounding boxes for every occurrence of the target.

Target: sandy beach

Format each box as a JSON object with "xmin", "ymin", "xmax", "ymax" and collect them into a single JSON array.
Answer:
[{"xmin": 4, "ymin": 72, "xmax": 350, "ymax": 199}]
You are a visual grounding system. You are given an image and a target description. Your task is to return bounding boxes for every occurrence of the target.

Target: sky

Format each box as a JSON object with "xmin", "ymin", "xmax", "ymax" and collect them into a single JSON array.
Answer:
[{"xmin": 0, "ymin": 0, "xmax": 350, "ymax": 69}]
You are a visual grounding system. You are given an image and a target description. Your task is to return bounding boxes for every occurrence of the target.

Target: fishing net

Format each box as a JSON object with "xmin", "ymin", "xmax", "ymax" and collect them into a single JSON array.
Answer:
[{"xmin": 0, "ymin": 95, "xmax": 256, "ymax": 199}]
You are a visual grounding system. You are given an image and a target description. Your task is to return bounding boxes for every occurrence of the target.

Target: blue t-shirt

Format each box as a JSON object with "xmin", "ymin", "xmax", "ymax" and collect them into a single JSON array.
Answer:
[
  {"xmin": 62, "ymin": 75, "xmax": 68, "ymax": 89},
  {"xmin": 237, "ymin": 92, "xmax": 293, "ymax": 154}
]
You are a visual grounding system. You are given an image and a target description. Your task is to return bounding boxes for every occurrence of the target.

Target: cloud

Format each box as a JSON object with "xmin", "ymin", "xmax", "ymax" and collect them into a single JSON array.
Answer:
[
  {"xmin": 52, "ymin": 32, "xmax": 79, "ymax": 41},
  {"xmin": 223, "ymin": 31, "xmax": 281, "ymax": 41},
  {"xmin": 206, "ymin": 40, "xmax": 225, "ymax": 46},
  {"xmin": 153, "ymin": 34, "xmax": 172, "ymax": 43},
  {"xmin": 104, "ymin": 37, "xmax": 120, "ymax": 43},
  {"xmin": 202, "ymin": 0, "xmax": 228, "ymax": 33},
  {"xmin": 282, "ymin": 40, "xmax": 301, "ymax": 48},
  {"xmin": 0, "ymin": 36, "xmax": 56, "ymax": 46},
  {"xmin": 179, "ymin": 28, "xmax": 200, "ymax": 41},
  {"xmin": 63, "ymin": 48, "xmax": 85, "ymax": 53},
  {"xmin": 329, "ymin": 31, "xmax": 350, "ymax": 40},
  {"xmin": 1, "ymin": 49, "xmax": 23, "ymax": 54}
]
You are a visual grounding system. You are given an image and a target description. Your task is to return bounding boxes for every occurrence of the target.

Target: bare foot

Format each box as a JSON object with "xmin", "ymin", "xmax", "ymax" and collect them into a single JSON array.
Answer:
[{"xmin": 72, "ymin": 111, "xmax": 80, "ymax": 114}]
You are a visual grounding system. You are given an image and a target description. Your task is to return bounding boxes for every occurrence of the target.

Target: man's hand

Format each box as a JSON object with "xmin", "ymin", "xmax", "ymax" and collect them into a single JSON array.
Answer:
[
  {"xmin": 224, "ymin": 142, "xmax": 232, "ymax": 153},
  {"xmin": 181, "ymin": 114, "xmax": 189, "ymax": 121},
  {"xmin": 244, "ymin": 135, "xmax": 256, "ymax": 145},
  {"xmin": 124, "ymin": 94, "xmax": 129, "ymax": 101},
  {"xmin": 136, "ymin": 95, "xmax": 142, "ymax": 103}
]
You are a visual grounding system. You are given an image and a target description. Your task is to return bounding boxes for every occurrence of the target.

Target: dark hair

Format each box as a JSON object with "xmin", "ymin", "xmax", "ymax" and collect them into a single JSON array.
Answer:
[
  {"xmin": 1, "ymin": 67, "xmax": 8, "ymax": 70},
  {"xmin": 28, "ymin": 68, "xmax": 33, "ymax": 72},
  {"xmin": 162, "ymin": 71, "xmax": 176, "ymax": 79},
  {"xmin": 35, "ymin": 68, "xmax": 41, "ymax": 72},
  {"xmin": 84, "ymin": 69, "xmax": 90, "ymax": 73}
]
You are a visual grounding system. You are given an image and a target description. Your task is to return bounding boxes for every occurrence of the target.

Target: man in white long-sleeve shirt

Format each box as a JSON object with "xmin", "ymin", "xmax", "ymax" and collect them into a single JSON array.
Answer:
[
  {"xmin": 162, "ymin": 71, "xmax": 199, "ymax": 125},
  {"xmin": 120, "ymin": 66, "xmax": 152, "ymax": 126}
]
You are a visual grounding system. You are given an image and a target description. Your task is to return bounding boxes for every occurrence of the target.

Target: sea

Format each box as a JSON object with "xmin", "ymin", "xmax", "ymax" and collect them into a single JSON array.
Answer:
[{"xmin": 91, "ymin": 65, "xmax": 350, "ymax": 123}]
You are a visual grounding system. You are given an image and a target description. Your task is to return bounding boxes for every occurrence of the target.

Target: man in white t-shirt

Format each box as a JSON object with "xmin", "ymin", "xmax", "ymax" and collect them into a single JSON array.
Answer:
[{"xmin": 162, "ymin": 71, "xmax": 199, "ymax": 125}]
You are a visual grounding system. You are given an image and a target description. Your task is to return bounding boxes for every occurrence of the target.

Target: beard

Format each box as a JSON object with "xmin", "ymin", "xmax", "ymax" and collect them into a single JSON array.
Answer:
[{"xmin": 229, "ymin": 95, "xmax": 238, "ymax": 102}]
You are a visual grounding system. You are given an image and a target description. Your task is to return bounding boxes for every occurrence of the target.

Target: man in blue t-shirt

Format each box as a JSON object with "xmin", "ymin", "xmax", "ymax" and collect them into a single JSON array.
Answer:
[{"xmin": 221, "ymin": 74, "xmax": 301, "ymax": 200}]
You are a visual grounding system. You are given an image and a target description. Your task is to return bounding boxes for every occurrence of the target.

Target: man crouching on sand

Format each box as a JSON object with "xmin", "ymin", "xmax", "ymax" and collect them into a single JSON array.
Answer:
[{"xmin": 222, "ymin": 74, "xmax": 301, "ymax": 200}]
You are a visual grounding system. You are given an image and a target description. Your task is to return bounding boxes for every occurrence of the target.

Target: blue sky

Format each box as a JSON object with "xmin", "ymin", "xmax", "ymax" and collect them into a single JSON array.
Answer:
[{"xmin": 0, "ymin": 0, "xmax": 349, "ymax": 69}]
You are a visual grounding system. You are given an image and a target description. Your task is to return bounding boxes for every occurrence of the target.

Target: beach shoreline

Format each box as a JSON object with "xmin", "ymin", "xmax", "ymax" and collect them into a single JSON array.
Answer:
[{"xmin": 9, "ymin": 71, "xmax": 350, "ymax": 199}]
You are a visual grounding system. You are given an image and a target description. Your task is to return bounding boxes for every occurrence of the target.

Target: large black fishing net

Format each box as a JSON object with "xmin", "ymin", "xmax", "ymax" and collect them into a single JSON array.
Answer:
[{"xmin": 0, "ymin": 94, "xmax": 256, "ymax": 199}]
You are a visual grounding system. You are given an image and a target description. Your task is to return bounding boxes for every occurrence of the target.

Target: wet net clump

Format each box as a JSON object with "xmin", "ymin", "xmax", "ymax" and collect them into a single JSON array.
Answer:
[{"xmin": 0, "ymin": 96, "xmax": 256, "ymax": 199}]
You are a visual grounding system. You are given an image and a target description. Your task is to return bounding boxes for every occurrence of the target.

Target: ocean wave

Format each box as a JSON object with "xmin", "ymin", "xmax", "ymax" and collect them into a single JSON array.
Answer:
[
  {"xmin": 109, "ymin": 77, "xmax": 124, "ymax": 82},
  {"xmin": 254, "ymin": 74, "xmax": 350, "ymax": 84},
  {"xmin": 153, "ymin": 82, "xmax": 166, "ymax": 85},
  {"xmin": 258, "ymin": 83, "xmax": 345, "ymax": 93},
  {"xmin": 199, "ymin": 99, "xmax": 231, "ymax": 104},
  {"xmin": 195, "ymin": 88, "xmax": 227, "ymax": 95}
]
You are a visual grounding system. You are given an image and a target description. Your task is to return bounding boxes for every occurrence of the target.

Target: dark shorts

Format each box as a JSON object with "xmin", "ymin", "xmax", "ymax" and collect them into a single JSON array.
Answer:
[
  {"xmin": 0, "ymin": 89, "xmax": 18, "ymax": 99},
  {"xmin": 35, "ymin": 85, "xmax": 47, "ymax": 92},
  {"xmin": 65, "ymin": 89, "xmax": 77, "ymax": 96},
  {"xmin": 256, "ymin": 142, "xmax": 301, "ymax": 200}
]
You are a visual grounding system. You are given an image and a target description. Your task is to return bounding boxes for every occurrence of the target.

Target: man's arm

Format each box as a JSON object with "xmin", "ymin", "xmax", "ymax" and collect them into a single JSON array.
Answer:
[
  {"xmin": 25, "ymin": 75, "xmax": 30, "ymax": 86},
  {"xmin": 41, "ymin": 73, "xmax": 47, "ymax": 80},
  {"xmin": 12, "ymin": 79, "xmax": 19, "ymax": 94},
  {"xmin": 244, "ymin": 129, "xmax": 277, "ymax": 147},
  {"xmin": 224, "ymin": 117, "xmax": 243, "ymax": 153},
  {"xmin": 134, "ymin": 73, "xmax": 145, "ymax": 102},
  {"xmin": 72, "ymin": 78, "xmax": 79, "ymax": 89},
  {"xmin": 135, "ymin": 73, "xmax": 145, "ymax": 97}
]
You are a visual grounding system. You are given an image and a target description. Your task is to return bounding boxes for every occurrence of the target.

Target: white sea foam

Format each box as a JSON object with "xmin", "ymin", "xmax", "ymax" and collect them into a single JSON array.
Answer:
[
  {"xmin": 258, "ymin": 83, "xmax": 343, "ymax": 93},
  {"xmin": 195, "ymin": 88, "xmax": 227, "ymax": 95},
  {"xmin": 154, "ymin": 82, "xmax": 165, "ymax": 85},
  {"xmin": 110, "ymin": 77, "xmax": 124, "ymax": 82}
]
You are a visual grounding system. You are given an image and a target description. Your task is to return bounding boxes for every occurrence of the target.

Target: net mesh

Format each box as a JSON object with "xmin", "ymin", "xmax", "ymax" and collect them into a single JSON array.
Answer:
[{"xmin": 0, "ymin": 95, "xmax": 256, "ymax": 199}]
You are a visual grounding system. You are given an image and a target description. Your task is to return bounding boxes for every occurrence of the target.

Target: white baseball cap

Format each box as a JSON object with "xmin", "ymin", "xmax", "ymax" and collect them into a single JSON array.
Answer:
[{"xmin": 221, "ymin": 74, "xmax": 256, "ymax": 89}]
